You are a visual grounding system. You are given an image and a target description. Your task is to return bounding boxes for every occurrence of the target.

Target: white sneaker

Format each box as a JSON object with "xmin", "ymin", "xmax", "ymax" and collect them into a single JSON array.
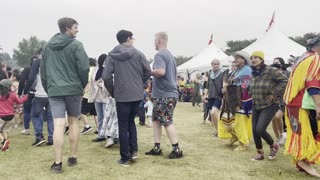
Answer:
[
  {"xmin": 21, "ymin": 129, "xmax": 30, "ymax": 135},
  {"xmin": 105, "ymin": 138, "xmax": 114, "ymax": 148},
  {"xmin": 278, "ymin": 134, "xmax": 286, "ymax": 145}
]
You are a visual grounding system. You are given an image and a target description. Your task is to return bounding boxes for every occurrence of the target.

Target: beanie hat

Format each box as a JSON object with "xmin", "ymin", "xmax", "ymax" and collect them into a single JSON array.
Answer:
[
  {"xmin": 0, "ymin": 79, "xmax": 12, "ymax": 88},
  {"xmin": 251, "ymin": 51, "xmax": 264, "ymax": 60}
]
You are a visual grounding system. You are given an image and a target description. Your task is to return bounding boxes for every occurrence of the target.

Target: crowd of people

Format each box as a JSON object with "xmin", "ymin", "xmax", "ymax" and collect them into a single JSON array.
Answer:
[
  {"xmin": 0, "ymin": 17, "xmax": 183, "ymax": 173},
  {"xmin": 0, "ymin": 16, "xmax": 319, "ymax": 178},
  {"xmin": 185, "ymin": 36, "xmax": 320, "ymax": 177}
]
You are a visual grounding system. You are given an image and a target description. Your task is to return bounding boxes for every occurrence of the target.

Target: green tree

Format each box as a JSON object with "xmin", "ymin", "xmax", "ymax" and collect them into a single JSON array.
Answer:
[
  {"xmin": 225, "ymin": 39, "xmax": 256, "ymax": 55},
  {"xmin": 13, "ymin": 36, "xmax": 46, "ymax": 67},
  {"xmin": 175, "ymin": 56, "xmax": 193, "ymax": 66},
  {"xmin": 0, "ymin": 52, "xmax": 12, "ymax": 62},
  {"xmin": 290, "ymin": 32, "xmax": 320, "ymax": 46}
]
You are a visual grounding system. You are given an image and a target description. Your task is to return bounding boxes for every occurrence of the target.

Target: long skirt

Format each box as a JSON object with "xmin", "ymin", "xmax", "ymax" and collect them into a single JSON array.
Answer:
[
  {"xmin": 285, "ymin": 106, "xmax": 320, "ymax": 164},
  {"xmin": 100, "ymin": 98, "xmax": 118, "ymax": 139}
]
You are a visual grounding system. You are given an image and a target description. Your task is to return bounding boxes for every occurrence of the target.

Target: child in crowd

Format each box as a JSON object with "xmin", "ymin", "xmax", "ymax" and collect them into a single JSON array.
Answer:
[
  {"xmin": 144, "ymin": 96, "xmax": 153, "ymax": 127},
  {"xmin": 11, "ymin": 69, "xmax": 23, "ymax": 127},
  {"xmin": 0, "ymin": 79, "xmax": 28, "ymax": 151}
]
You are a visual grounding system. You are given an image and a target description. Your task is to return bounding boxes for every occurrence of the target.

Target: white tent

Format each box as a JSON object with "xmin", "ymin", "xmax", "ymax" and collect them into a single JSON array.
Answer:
[
  {"xmin": 242, "ymin": 24, "xmax": 305, "ymax": 64},
  {"xmin": 177, "ymin": 42, "xmax": 229, "ymax": 79}
]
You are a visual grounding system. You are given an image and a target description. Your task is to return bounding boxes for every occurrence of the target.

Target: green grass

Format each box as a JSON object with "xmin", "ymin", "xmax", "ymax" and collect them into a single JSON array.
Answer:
[{"xmin": 0, "ymin": 102, "xmax": 319, "ymax": 180}]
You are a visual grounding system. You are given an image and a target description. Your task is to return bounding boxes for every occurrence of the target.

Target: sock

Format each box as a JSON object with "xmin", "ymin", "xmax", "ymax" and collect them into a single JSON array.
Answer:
[
  {"xmin": 172, "ymin": 143, "xmax": 180, "ymax": 151},
  {"xmin": 154, "ymin": 143, "xmax": 160, "ymax": 150},
  {"xmin": 85, "ymin": 125, "xmax": 90, "ymax": 128}
]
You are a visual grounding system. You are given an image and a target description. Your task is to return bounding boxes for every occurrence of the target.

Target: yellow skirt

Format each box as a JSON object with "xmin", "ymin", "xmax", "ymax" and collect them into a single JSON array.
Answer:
[
  {"xmin": 285, "ymin": 107, "xmax": 320, "ymax": 164},
  {"xmin": 218, "ymin": 112, "xmax": 252, "ymax": 144}
]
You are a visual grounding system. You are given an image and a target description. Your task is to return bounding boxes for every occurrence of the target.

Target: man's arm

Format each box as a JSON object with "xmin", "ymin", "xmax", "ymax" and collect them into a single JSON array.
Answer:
[
  {"xmin": 75, "ymin": 42, "xmax": 89, "ymax": 88},
  {"xmin": 151, "ymin": 54, "xmax": 166, "ymax": 77},
  {"xmin": 24, "ymin": 59, "xmax": 40, "ymax": 94},
  {"xmin": 40, "ymin": 48, "xmax": 48, "ymax": 93},
  {"xmin": 102, "ymin": 56, "xmax": 114, "ymax": 98},
  {"xmin": 18, "ymin": 68, "xmax": 29, "ymax": 96}
]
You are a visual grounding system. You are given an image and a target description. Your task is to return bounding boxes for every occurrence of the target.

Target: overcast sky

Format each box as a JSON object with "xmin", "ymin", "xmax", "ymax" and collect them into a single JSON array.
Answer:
[{"xmin": 0, "ymin": 0, "xmax": 319, "ymax": 59}]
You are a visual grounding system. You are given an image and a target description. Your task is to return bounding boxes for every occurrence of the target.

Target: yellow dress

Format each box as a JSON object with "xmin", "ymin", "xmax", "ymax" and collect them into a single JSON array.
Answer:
[{"xmin": 218, "ymin": 109, "xmax": 252, "ymax": 145}]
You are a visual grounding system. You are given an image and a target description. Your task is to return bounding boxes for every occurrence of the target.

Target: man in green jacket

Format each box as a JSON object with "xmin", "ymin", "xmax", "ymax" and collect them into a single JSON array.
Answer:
[{"xmin": 41, "ymin": 17, "xmax": 89, "ymax": 174}]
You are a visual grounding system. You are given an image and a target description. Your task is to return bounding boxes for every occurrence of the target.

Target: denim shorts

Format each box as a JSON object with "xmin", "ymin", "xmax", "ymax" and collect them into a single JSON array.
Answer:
[
  {"xmin": 49, "ymin": 95, "xmax": 82, "ymax": 119},
  {"xmin": 208, "ymin": 98, "xmax": 222, "ymax": 110},
  {"xmin": 152, "ymin": 98, "xmax": 177, "ymax": 126}
]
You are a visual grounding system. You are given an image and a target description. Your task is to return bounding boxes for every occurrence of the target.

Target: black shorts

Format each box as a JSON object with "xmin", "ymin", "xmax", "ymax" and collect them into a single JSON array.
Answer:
[{"xmin": 81, "ymin": 98, "xmax": 97, "ymax": 116}]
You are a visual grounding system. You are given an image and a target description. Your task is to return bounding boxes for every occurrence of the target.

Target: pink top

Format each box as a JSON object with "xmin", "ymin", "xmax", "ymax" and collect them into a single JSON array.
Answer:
[{"xmin": 0, "ymin": 93, "xmax": 28, "ymax": 117}]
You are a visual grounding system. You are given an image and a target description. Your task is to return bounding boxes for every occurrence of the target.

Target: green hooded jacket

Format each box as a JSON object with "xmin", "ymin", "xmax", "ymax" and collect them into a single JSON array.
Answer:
[{"xmin": 41, "ymin": 33, "xmax": 89, "ymax": 97}]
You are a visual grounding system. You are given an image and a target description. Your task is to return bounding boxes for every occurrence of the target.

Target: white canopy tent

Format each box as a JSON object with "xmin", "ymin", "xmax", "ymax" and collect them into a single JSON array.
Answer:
[
  {"xmin": 177, "ymin": 42, "xmax": 229, "ymax": 79},
  {"xmin": 242, "ymin": 24, "xmax": 305, "ymax": 65}
]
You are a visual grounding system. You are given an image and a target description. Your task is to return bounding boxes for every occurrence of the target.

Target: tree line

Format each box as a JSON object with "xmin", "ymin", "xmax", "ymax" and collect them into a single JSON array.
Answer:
[{"xmin": 1, "ymin": 32, "xmax": 319, "ymax": 68}]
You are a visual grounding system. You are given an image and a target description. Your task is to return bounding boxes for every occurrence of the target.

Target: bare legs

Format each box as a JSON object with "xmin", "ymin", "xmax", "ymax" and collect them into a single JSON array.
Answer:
[{"xmin": 53, "ymin": 116, "xmax": 79, "ymax": 163}]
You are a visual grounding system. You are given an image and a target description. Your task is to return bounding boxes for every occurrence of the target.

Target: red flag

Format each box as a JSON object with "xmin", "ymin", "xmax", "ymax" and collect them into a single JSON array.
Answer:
[
  {"xmin": 208, "ymin": 33, "xmax": 213, "ymax": 45},
  {"xmin": 266, "ymin": 11, "xmax": 275, "ymax": 32}
]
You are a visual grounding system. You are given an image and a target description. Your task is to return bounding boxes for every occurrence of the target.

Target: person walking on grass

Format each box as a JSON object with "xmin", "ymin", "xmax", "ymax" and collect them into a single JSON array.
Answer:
[
  {"xmin": 144, "ymin": 95, "xmax": 153, "ymax": 127},
  {"xmin": 79, "ymin": 58, "xmax": 97, "ymax": 135},
  {"xmin": 0, "ymin": 79, "xmax": 28, "ymax": 151},
  {"xmin": 24, "ymin": 52, "xmax": 54, "ymax": 147},
  {"xmin": 41, "ymin": 17, "xmax": 89, "ymax": 173},
  {"xmin": 249, "ymin": 50, "xmax": 287, "ymax": 161},
  {"xmin": 18, "ymin": 55, "xmax": 39, "ymax": 135},
  {"xmin": 270, "ymin": 57, "xmax": 290, "ymax": 145},
  {"xmin": 145, "ymin": 32, "xmax": 183, "ymax": 159},
  {"xmin": 103, "ymin": 30, "xmax": 151, "ymax": 167},
  {"xmin": 203, "ymin": 59, "xmax": 224, "ymax": 137},
  {"xmin": 91, "ymin": 54, "xmax": 110, "ymax": 142}
]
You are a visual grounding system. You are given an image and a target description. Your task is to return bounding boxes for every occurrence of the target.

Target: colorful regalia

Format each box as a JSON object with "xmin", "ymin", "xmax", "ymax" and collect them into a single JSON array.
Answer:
[
  {"xmin": 283, "ymin": 52, "xmax": 320, "ymax": 164},
  {"xmin": 218, "ymin": 65, "xmax": 253, "ymax": 146}
]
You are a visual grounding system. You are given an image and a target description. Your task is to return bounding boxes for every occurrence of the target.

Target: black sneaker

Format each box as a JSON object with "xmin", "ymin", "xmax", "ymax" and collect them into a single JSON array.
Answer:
[
  {"xmin": 130, "ymin": 151, "xmax": 139, "ymax": 160},
  {"xmin": 117, "ymin": 159, "xmax": 130, "ymax": 167},
  {"xmin": 168, "ymin": 150, "xmax": 183, "ymax": 159},
  {"xmin": 64, "ymin": 126, "xmax": 69, "ymax": 135},
  {"xmin": 139, "ymin": 122, "xmax": 145, "ymax": 126},
  {"xmin": 80, "ymin": 126, "xmax": 93, "ymax": 135},
  {"xmin": 50, "ymin": 162, "xmax": 62, "ymax": 174},
  {"xmin": 32, "ymin": 138, "xmax": 46, "ymax": 147},
  {"xmin": 46, "ymin": 141, "xmax": 53, "ymax": 146},
  {"xmin": 94, "ymin": 130, "xmax": 98, "ymax": 134},
  {"xmin": 145, "ymin": 148, "xmax": 162, "ymax": 156},
  {"xmin": 92, "ymin": 137, "xmax": 106, "ymax": 142},
  {"xmin": 67, "ymin": 157, "xmax": 77, "ymax": 167}
]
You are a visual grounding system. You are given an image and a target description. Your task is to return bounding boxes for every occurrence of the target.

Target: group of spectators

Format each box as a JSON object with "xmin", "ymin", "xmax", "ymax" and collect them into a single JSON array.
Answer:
[{"xmin": 0, "ymin": 17, "xmax": 184, "ymax": 175}]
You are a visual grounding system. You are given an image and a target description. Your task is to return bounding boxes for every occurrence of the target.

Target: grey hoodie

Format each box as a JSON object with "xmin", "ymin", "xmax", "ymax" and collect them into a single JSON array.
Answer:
[{"xmin": 102, "ymin": 44, "xmax": 151, "ymax": 102}]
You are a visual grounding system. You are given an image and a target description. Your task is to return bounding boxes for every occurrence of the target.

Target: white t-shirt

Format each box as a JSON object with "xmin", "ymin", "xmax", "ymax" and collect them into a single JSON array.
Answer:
[{"xmin": 144, "ymin": 101, "xmax": 153, "ymax": 116}]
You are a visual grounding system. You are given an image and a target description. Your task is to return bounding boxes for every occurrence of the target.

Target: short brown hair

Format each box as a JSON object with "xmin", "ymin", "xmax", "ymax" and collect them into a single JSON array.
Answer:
[{"xmin": 58, "ymin": 17, "xmax": 78, "ymax": 33}]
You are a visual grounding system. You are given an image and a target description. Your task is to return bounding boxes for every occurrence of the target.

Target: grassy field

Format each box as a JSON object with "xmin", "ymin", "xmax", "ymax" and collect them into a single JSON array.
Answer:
[{"xmin": 0, "ymin": 102, "xmax": 319, "ymax": 180}]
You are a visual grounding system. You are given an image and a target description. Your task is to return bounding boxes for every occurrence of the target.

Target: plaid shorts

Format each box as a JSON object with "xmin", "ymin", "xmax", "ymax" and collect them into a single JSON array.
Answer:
[{"xmin": 152, "ymin": 98, "xmax": 177, "ymax": 126}]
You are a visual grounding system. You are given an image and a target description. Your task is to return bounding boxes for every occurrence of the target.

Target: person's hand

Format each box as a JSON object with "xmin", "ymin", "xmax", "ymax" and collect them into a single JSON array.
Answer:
[
  {"xmin": 222, "ymin": 87, "xmax": 226, "ymax": 94},
  {"xmin": 266, "ymin": 95, "xmax": 276, "ymax": 103}
]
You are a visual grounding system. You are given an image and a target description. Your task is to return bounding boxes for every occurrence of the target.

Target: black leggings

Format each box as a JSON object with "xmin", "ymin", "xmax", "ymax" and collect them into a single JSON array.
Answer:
[
  {"xmin": 309, "ymin": 110, "xmax": 319, "ymax": 137},
  {"xmin": 252, "ymin": 104, "xmax": 279, "ymax": 149}
]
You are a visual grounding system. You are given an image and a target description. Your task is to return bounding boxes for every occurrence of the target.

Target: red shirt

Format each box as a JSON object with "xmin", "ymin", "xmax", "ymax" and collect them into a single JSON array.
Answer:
[{"xmin": 0, "ymin": 93, "xmax": 28, "ymax": 117}]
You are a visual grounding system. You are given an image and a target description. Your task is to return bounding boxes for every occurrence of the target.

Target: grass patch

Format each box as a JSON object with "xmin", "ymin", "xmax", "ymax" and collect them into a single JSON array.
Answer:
[{"xmin": 0, "ymin": 102, "xmax": 318, "ymax": 180}]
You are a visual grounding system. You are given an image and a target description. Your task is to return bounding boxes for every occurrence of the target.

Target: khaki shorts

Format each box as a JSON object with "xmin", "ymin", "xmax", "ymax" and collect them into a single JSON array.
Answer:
[{"xmin": 0, "ymin": 119, "xmax": 14, "ymax": 133}]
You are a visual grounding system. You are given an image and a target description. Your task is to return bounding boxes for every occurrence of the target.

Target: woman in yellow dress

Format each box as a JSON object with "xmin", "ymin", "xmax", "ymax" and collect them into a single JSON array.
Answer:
[{"xmin": 218, "ymin": 51, "xmax": 253, "ymax": 151}]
